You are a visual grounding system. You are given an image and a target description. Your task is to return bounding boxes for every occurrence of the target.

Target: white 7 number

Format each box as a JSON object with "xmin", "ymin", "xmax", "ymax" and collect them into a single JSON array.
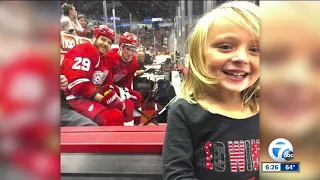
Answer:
[{"xmin": 72, "ymin": 57, "xmax": 91, "ymax": 71}]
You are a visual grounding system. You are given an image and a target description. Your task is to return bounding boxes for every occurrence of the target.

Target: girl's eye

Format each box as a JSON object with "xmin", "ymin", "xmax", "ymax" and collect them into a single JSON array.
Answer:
[
  {"xmin": 218, "ymin": 44, "xmax": 233, "ymax": 50},
  {"xmin": 249, "ymin": 47, "xmax": 260, "ymax": 53}
]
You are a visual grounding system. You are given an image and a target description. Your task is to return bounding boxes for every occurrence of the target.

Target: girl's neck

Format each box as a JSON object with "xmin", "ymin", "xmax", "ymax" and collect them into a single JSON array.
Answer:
[
  {"xmin": 198, "ymin": 88, "xmax": 255, "ymax": 119},
  {"xmin": 207, "ymin": 88, "xmax": 243, "ymax": 110}
]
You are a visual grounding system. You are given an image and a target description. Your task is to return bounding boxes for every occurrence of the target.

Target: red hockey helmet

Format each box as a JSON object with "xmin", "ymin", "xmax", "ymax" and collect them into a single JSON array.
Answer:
[
  {"xmin": 119, "ymin": 32, "xmax": 139, "ymax": 47},
  {"xmin": 93, "ymin": 25, "xmax": 115, "ymax": 42}
]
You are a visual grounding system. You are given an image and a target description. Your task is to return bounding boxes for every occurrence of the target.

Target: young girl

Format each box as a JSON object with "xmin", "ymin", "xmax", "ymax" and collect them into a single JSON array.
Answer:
[{"xmin": 163, "ymin": 1, "xmax": 260, "ymax": 180}]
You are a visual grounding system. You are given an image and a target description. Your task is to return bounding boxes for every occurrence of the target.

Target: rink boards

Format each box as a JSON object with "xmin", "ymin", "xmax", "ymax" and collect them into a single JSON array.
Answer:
[{"xmin": 61, "ymin": 126, "xmax": 166, "ymax": 180}]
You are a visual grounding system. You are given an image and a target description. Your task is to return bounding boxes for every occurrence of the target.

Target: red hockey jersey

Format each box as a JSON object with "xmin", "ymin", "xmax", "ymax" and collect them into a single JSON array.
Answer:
[
  {"xmin": 94, "ymin": 54, "xmax": 118, "ymax": 95},
  {"xmin": 106, "ymin": 48, "xmax": 139, "ymax": 90},
  {"xmin": 61, "ymin": 42, "xmax": 101, "ymax": 99}
]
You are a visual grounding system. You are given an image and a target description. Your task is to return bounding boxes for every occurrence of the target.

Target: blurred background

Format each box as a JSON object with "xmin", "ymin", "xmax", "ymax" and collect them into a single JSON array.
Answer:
[
  {"xmin": 0, "ymin": 1, "xmax": 61, "ymax": 180},
  {"xmin": 60, "ymin": 0, "xmax": 258, "ymax": 65},
  {"xmin": 260, "ymin": 1, "xmax": 320, "ymax": 180}
]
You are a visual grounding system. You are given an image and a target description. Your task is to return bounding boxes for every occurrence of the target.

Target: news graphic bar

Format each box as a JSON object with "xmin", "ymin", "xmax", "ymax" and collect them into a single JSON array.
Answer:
[
  {"xmin": 280, "ymin": 163, "xmax": 300, "ymax": 172},
  {"xmin": 261, "ymin": 162, "xmax": 300, "ymax": 173},
  {"xmin": 261, "ymin": 162, "xmax": 281, "ymax": 172}
]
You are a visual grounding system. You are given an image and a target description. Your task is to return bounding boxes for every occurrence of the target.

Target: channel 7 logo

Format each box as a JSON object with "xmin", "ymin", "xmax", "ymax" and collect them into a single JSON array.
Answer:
[{"xmin": 268, "ymin": 138, "xmax": 294, "ymax": 162}]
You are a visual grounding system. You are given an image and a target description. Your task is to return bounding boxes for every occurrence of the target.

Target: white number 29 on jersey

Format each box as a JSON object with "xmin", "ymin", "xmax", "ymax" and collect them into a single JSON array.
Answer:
[{"xmin": 72, "ymin": 57, "xmax": 91, "ymax": 71}]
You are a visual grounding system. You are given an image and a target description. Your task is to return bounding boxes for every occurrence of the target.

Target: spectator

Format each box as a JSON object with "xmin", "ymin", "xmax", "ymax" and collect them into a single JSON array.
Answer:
[
  {"xmin": 77, "ymin": 14, "xmax": 91, "ymax": 38},
  {"xmin": 85, "ymin": 23, "xmax": 95, "ymax": 39},
  {"xmin": 136, "ymin": 51, "xmax": 147, "ymax": 75},
  {"xmin": 77, "ymin": 14, "xmax": 86, "ymax": 28},
  {"xmin": 133, "ymin": 51, "xmax": 155, "ymax": 101},
  {"xmin": 162, "ymin": 1, "xmax": 259, "ymax": 179},
  {"xmin": 60, "ymin": 3, "xmax": 83, "ymax": 35}
]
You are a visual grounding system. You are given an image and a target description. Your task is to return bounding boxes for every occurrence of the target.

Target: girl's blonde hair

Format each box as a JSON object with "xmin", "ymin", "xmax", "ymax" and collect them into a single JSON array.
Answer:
[{"xmin": 182, "ymin": 1, "xmax": 260, "ymax": 111}]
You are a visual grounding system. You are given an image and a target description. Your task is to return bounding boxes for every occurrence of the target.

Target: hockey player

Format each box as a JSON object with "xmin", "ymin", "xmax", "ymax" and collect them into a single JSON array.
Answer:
[
  {"xmin": 106, "ymin": 32, "xmax": 143, "ymax": 125},
  {"xmin": 61, "ymin": 26, "xmax": 134, "ymax": 126}
]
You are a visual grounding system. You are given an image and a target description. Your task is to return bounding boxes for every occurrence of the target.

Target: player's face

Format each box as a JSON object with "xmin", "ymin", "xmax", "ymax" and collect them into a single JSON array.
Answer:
[
  {"xmin": 205, "ymin": 18, "xmax": 260, "ymax": 93},
  {"xmin": 94, "ymin": 35, "xmax": 112, "ymax": 55},
  {"xmin": 260, "ymin": 2, "xmax": 320, "ymax": 137},
  {"xmin": 121, "ymin": 45, "xmax": 136, "ymax": 61}
]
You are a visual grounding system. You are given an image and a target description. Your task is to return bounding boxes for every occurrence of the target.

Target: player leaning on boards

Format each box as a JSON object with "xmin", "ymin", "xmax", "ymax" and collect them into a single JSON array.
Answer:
[
  {"xmin": 105, "ymin": 32, "xmax": 144, "ymax": 125},
  {"xmin": 61, "ymin": 25, "xmax": 134, "ymax": 126},
  {"xmin": 162, "ymin": 1, "xmax": 260, "ymax": 180}
]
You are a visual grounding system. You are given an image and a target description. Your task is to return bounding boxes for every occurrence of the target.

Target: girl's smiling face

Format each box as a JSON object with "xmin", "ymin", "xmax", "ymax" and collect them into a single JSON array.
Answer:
[{"xmin": 205, "ymin": 18, "xmax": 260, "ymax": 93}]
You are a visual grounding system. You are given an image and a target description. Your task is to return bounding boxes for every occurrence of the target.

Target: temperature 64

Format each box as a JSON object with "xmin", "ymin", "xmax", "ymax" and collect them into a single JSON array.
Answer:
[
  {"xmin": 280, "ymin": 163, "xmax": 300, "ymax": 172},
  {"xmin": 285, "ymin": 164, "xmax": 295, "ymax": 170}
]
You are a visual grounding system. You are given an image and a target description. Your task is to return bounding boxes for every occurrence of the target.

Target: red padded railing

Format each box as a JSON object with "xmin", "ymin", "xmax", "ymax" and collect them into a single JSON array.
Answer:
[{"xmin": 61, "ymin": 125, "xmax": 166, "ymax": 153}]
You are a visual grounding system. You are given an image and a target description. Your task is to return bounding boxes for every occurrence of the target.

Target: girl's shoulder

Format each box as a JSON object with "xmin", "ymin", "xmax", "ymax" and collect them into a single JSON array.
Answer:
[
  {"xmin": 171, "ymin": 97, "xmax": 202, "ymax": 112},
  {"xmin": 172, "ymin": 97, "xmax": 192, "ymax": 107}
]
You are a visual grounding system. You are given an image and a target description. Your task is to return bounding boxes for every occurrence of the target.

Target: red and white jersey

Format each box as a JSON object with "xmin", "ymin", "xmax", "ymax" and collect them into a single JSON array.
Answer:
[
  {"xmin": 94, "ymin": 54, "xmax": 116, "ymax": 95},
  {"xmin": 61, "ymin": 42, "xmax": 101, "ymax": 99},
  {"xmin": 106, "ymin": 48, "xmax": 139, "ymax": 90}
]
